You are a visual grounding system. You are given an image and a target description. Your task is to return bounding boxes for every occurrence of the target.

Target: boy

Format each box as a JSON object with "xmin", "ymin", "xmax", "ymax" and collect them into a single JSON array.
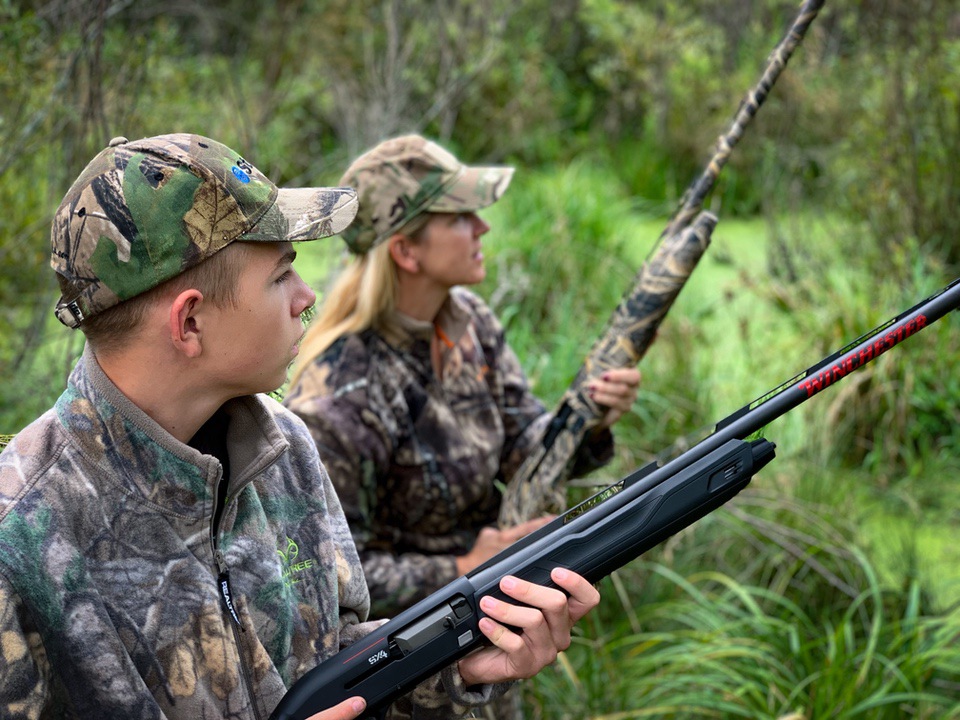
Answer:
[{"xmin": 0, "ymin": 134, "xmax": 599, "ymax": 719}]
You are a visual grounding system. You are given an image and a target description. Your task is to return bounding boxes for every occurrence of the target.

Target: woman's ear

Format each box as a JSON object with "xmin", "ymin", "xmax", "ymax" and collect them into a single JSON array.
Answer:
[
  {"xmin": 388, "ymin": 234, "xmax": 421, "ymax": 274},
  {"xmin": 169, "ymin": 289, "xmax": 205, "ymax": 358}
]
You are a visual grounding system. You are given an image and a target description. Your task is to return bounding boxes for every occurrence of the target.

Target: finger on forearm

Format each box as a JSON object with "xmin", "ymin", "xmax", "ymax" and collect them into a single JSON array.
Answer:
[
  {"xmin": 306, "ymin": 696, "xmax": 367, "ymax": 720},
  {"xmin": 498, "ymin": 576, "xmax": 568, "ymax": 615},
  {"xmin": 550, "ymin": 567, "xmax": 600, "ymax": 622},
  {"xmin": 480, "ymin": 592, "xmax": 548, "ymax": 633},
  {"xmin": 478, "ymin": 615, "xmax": 512, "ymax": 646},
  {"xmin": 495, "ymin": 576, "xmax": 575, "ymax": 651}
]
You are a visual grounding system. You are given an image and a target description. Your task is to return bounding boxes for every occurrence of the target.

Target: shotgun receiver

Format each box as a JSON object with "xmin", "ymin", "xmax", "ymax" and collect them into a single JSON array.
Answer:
[{"xmin": 270, "ymin": 276, "xmax": 960, "ymax": 720}]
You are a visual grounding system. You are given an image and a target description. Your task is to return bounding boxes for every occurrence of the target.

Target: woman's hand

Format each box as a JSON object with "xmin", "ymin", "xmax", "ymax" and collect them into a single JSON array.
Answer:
[
  {"xmin": 587, "ymin": 367, "xmax": 641, "ymax": 429},
  {"xmin": 456, "ymin": 568, "xmax": 600, "ymax": 685}
]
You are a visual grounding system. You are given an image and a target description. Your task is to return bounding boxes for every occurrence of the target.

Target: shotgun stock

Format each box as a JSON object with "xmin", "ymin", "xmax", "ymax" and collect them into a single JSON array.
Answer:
[
  {"xmin": 271, "ymin": 276, "xmax": 960, "ymax": 720},
  {"xmin": 499, "ymin": 0, "xmax": 827, "ymax": 527}
]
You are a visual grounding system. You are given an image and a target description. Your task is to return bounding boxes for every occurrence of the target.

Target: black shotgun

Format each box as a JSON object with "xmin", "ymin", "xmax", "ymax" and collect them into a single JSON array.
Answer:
[{"xmin": 270, "ymin": 276, "xmax": 960, "ymax": 720}]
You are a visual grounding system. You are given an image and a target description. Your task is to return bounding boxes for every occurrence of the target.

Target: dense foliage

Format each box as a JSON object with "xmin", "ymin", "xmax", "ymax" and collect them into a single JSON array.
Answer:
[{"xmin": 2, "ymin": 0, "xmax": 959, "ymax": 716}]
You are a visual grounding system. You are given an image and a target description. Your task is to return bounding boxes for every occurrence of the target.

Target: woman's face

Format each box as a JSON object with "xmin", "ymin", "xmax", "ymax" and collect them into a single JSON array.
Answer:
[{"xmin": 413, "ymin": 211, "xmax": 490, "ymax": 289}]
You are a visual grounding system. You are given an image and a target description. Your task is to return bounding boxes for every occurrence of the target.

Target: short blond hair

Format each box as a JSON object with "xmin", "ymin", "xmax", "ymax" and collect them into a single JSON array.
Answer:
[{"xmin": 75, "ymin": 242, "xmax": 253, "ymax": 354}]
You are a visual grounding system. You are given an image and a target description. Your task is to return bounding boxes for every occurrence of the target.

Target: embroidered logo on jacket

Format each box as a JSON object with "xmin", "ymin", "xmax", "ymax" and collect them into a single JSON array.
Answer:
[{"xmin": 278, "ymin": 536, "xmax": 316, "ymax": 586}]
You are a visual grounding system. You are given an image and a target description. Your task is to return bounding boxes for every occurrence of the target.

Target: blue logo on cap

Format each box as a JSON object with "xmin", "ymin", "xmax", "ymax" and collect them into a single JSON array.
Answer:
[{"xmin": 232, "ymin": 166, "xmax": 251, "ymax": 183}]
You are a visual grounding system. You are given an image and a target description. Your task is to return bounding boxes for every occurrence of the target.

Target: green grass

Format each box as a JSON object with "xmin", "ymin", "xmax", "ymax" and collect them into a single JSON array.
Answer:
[{"xmin": 526, "ymin": 559, "xmax": 960, "ymax": 719}]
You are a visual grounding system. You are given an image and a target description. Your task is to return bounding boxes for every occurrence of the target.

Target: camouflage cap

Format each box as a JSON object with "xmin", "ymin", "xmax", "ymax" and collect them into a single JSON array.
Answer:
[
  {"xmin": 51, "ymin": 133, "xmax": 359, "ymax": 328},
  {"xmin": 339, "ymin": 134, "xmax": 514, "ymax": 254}
]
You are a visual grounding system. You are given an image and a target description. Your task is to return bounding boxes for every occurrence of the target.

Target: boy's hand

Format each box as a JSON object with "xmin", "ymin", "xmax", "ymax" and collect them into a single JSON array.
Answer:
[
  {"xmin": 306, "ymin": 696, "xmax": 367, "ymax": 719},
  {"xmin": 456, "ymin": 568, "xmax": 600, "ymax": 685}
]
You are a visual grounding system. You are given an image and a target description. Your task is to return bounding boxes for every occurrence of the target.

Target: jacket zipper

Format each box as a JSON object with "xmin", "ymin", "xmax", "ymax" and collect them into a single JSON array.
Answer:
[{"xmin": 212, "ymin": 484, "xmax": 263, "ymax": 720}]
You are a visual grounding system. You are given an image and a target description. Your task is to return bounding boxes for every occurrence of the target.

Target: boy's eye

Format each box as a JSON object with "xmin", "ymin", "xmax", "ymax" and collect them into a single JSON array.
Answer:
[{"xmin": 275, "ymin": 270, "xmax": 292, "ymax": 284}]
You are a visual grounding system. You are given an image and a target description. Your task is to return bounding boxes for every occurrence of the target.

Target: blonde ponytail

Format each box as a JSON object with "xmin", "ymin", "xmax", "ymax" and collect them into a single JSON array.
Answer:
[
  {"xmin": 289, "ymin": 241, "xmax": 397, "ymax": 388},
  {"xmin": 290, "ymin": 214, "xmax": 433, "ymax": 389}
]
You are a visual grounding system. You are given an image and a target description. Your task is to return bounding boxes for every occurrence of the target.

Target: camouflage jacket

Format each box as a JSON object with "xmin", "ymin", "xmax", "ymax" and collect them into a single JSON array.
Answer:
[
  {"xmin": 0, "ymin": 346, "xmax": 495, "ymax": 719},
  {"xmin": 284, "ymin": 288, "xmax": 612, "ymax": 617}
]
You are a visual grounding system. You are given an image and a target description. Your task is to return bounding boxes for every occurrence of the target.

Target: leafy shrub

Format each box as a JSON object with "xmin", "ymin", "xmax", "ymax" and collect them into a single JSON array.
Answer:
[{"xmin": 830, "ymin": 3, "xmax": 960, "ymax": 264}]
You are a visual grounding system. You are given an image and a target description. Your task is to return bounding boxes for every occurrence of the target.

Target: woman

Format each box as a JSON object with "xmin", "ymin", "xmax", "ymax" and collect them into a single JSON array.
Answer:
[{"xmin": 284, "ymin": 135, "xmax": 639, "ymax": 716}]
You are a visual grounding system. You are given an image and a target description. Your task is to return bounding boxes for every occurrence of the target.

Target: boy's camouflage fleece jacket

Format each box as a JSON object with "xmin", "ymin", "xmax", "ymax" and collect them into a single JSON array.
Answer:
[
  {"xmin": 284, "ymin": 288, "xmax": 613, "ymax": 618},
  {"xmin": 0, "ymin": 346, "xmax": 495, "ymax": 719}
]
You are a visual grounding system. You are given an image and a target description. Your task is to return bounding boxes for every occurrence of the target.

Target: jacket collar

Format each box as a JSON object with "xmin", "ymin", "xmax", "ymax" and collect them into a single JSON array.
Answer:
[
  {"xmin": 377, "ymin": 288, "xmax": 472, "ymax": 352},
  {"xmin": 54, "ymin": 344, "xmax": 289, "ymax": 518}
]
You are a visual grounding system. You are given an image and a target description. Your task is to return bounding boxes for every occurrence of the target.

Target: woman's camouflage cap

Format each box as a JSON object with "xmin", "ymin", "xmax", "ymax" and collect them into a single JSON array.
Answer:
[
  {"xmin": 51, "ymin": 133, "xmax": 359, "ymax": 328},
  {"xmin": 338, "ymin": 134, "xmax": 514, "ymax": 254}
]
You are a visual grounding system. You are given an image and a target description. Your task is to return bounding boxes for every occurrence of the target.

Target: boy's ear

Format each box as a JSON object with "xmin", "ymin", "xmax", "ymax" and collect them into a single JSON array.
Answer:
[
  {"xmin": 388, "ymin": 234, "xmax": 421, "ymax": 274},
  {"xmin": 169, "ymin": 289, "xmax": 205, "ymax": 358}
]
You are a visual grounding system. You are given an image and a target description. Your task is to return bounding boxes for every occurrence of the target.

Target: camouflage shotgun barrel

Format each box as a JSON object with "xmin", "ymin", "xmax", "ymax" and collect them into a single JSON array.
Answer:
[{"xmin": 499, "ymin": 0, "xmax": 827, "ymax": 528}]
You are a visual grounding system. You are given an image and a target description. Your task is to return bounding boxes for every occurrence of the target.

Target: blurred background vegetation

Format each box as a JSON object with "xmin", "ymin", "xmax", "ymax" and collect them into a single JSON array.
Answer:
[{"xmin": 2, "ymin": 0, "xmax": 959, "ymax": 716}]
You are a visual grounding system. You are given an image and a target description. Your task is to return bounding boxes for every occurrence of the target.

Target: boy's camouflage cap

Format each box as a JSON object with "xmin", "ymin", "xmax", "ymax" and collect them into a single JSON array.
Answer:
[
  {"xmin": 338, "ymin": 134, "xmax": 514, "ymax": 254},
  {"xmin": 51, "ymin": 133, "xmax": 359, "ymax": 328}
]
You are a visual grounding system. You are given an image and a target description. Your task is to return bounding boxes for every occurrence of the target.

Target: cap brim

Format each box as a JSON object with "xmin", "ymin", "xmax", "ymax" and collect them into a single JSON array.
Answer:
[
  {"xmin": 274, "ymin": 186, "xmax": 359, "ymax": 242},
  {"xmin": 428, "ymin": 165, "xmax": 514, "ymax": 213}
]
